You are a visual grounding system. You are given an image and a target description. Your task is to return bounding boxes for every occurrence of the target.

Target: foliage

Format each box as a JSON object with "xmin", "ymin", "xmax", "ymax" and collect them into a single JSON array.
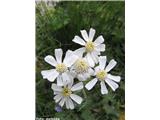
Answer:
[{"xmin": 36, "ymin": 1, "xmax": 125, "ymax": 120}]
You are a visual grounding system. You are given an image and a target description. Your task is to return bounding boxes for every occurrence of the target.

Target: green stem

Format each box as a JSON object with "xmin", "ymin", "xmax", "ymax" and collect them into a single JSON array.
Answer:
[{"xmin": 82, "ymin": 88, "xmax": 87, "ymax": 98}]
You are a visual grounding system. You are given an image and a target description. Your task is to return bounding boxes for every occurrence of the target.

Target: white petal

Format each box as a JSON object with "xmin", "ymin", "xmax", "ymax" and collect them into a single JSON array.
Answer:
[
  {"xmin": 54, "ymin": 91, "xmax": 60, "ymax": 95},
  {"xmin": 99, "ymin": 56, "xmax": 107, "ymax": 70},
  {"xmin": 74, "ymin": 47, "xmax": 85, "ymax": 58},
  {"xmin": 83, "ymin": 57, "xmax": 88, "ymax": 63},
  {"xmin": 100, "ymin": 81, "xmax": 108, "ymax": 94},
  {"xmin": 54, "ymin": 94, "xmax": 63, "ymax": 103},
  {"xmin": 88, "ymin": 68, "xmax": 94, "ymax": 76},
  {"xmin": 95, "ymin": 44, "xmax": 105, "ymax": 52},
  {"xmin": 67, "ymin": 78, "xmax": 74, "ymax": 88},
  {"xmin": 71, "ymin": 82, "xmax": 83, "ymax": 91},
  {"xmin": 93, "ymin": 50, "xmax": 101, "ymax": 55},
  {"xmin": 68, "ymin": 70, "xmax": 76, "ymax": 80},
  {"xmin": 55, "ymin": 48, "xmax": 63, "ymax": 63},
  {"xmin": 65, "ymin": 98, "xmax": 69, "ymax": 109},
  {"xmin": 85, "ymin": 78, "xmax": 98, "ymax": 90},
  {"xmin": 77, "ymin": 74, "xmax": 86, "ymax": 81},
  {"xmin": 107, "ymin": 74, "xmax": 121, "ymax": 82},
  {"xmin": 86, "ymin": 53, "xmax": 95, "ymax": 67},
  {"xmin": 44, "ymin": 55, "xmax": 57, "ymax": 66},
  {"xmin": 62, "ymin": 72, "xmax": 71, "ymax": 84},
  {"xmin": 83, "ymin": 73, "xmax": 90, "ymax": 79},
  {"xmin": 41, "ymin": 69, "xmax": 59, "ymax": 82},
  {"xmin": 80, "ymin": 30, "xmax": 89, "ymax": 41},
  {"xmin": 91, "ymin": 52, "xmax": 99, "ymax": 64},
  {"xmin": 70, "ymin": 94, "xmax": 83, "ymax": 104},
  {"xmin": 94, "ymin": 66, "xmax": 101, "ymax": 73},
  {"xmin": 105, "ymin": 78, "xmax": 119, "ymax": 91},
  {"xmin": 65, "ymin": 99, "xmax": 70, "ymax": 109},
  {"xmin": 63, "ymin": 50, "xmax": 78, "ymax": 67},
  {"xmin": 51, "ymin": 83, "xmax": 63, "ymax": 92},
  {"xmin": 94, "ymin": 35, "xmax": 104, "ymax": 46},
  {"xmin": 105, "ymin": 59, "xmax": 117, "ymax": 72},
  {"xmin": 59, "ymin": 97, "xmax": 66, "ymax": 107},
  {"xmin": 67, "ymin": 98, "xmax": 74, "ymax": 109},
  {"xmin": 72, "ymin": 36, "xmax": 86, "ymax": 46},
  {"xmin": 77, "ymin": 73, "xmax": 90, "ymax": 81},
  {"xmin": 89, "ymin": 28, "xmax": 95, "ymax": 41},
  {"xmin": 57, "ymin": 75, "xmax": 63, "ymax": 86}
]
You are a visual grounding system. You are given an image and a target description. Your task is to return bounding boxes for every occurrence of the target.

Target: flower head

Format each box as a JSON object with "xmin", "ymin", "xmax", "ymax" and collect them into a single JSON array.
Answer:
[
  {"xmin": 96, "ymin": 70, "xmax": 107, "ymax": 80},
  {"xmin": 85, "ymin": 56, "xmax": 121, "ymax": 94},
  {"xmin": 70, "ymin": 48, "xmax": 94, "ymax": 81},
  {"xmin": 41, "ymin": 48, "xmax": 78, "ymax": 86},
  {"xmin": 72, "ymin": 28, "xmax": 105, "ymax": 67},
  {"xmin": 74, "ymin": 59, "xmax": 89, "ymax": 74},
  {"xmin": 52, "ymin": 81, "xmax": 84, "ymax": 109},
  {"xmin": 55, "ymin": 63, "xmax": 67, "ymax": 73},
  {"xmin": 85, "ymin": 41, "xmax": 95, "ymax": 52}
]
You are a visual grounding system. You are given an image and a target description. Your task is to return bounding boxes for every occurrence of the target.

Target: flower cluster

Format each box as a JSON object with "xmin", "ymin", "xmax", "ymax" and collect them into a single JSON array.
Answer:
[{"xmin": 41, "ymin": 28, "xmax": 121, "ymax": 109}]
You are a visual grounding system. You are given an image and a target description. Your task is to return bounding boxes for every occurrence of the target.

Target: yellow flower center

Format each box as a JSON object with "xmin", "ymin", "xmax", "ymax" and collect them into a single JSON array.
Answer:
[
  {"xmin": 56, "ymin": 63, "xmax": 67, "ymax": 73},
  {"xmin": 75, "ymin": 59, "xmax": 89, "ymax": 74},
  {"xmin": 85, "ymin": 41, "xmax": 95, "ymax": 52},
  {"xmin": 96, "ymin": 70, "xmax": 107, "ymax": 81},
  {"xmin": 62, "ymin": 87, "xmax": 72, "ymax": 96}
]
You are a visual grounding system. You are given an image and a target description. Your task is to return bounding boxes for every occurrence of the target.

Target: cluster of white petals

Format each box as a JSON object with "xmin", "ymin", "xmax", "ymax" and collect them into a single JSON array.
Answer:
[{"xmin": 41, "ymin": 28, "xmax": 121, "ymax": 109}]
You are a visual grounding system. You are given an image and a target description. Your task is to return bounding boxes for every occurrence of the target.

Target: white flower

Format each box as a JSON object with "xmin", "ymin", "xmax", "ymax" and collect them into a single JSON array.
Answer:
[
  {"xmin": 72, "ymin": 28, "xmax": 105, "ymax": 67},
  {"xmin": 85, "ymin": 56, "xmax": 121, "ymax": 95},
  {"xmin": 70, "ymin": 48, "xmax": 94, "ymax": 81},
  {"xmin": 52, "ymin": 81, "xmax": 84, "ymax": 109},
  {"xmin": 41, "ymin": 48, "xmax": 78, "ymax": 86}
]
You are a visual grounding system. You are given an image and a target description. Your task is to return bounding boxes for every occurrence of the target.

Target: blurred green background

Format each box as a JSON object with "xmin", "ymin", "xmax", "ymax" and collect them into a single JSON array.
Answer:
[{"xmin": 36, "ymin": 1, "xmax": 125, "ymax": 120}]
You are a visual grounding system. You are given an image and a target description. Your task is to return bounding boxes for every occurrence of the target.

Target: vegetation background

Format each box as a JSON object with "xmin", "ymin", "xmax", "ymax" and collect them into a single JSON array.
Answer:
[{"xmin": 36, "ymin": 1, "xmax": 125, "ymax": 120}]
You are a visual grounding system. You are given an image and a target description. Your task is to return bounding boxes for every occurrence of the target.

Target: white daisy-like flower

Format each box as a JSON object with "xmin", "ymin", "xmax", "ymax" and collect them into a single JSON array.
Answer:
[
  {"xmin": 72, "ymin": 28, "xmax": 105, "ymax": 67},
  {"xmin": 70, "ymin": 48, "xmax": 94, "ymax": 81},
  {"xmin": 85, "ymin": 56, "xmax": 121, "ymax": 94},
  {"xmin": 52, "ymin": 81, "xmax": 83, "ymax": 109},
  {"xmin": 41, "ymin": 48, "xmax": 78, "ymax": 86}
]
